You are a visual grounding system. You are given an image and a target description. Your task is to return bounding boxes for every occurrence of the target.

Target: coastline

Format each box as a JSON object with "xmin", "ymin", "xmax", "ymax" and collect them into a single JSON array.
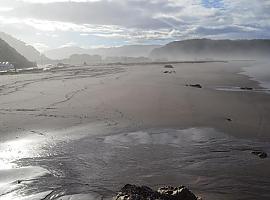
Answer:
[
  {"xmin": 1, "ymin": 60, "xmax": 270, "ymax": 140},
  {"xmin": 0, "ymin": 60, "xmax": 270, "ymax": 199}
]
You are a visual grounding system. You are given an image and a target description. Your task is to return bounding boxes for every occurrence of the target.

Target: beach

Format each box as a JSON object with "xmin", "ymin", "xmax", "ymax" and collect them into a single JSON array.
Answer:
[{"xmin": 0, "ymin": 61, "xmax": 270, "ymax": 199}]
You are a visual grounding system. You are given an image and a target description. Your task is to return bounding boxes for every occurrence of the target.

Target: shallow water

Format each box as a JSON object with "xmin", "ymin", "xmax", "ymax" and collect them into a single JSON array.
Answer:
[
  {"xmin": 212, "ymin": 61, "xmax": 270, "ymax": 94},
  {"xmin": 214, "ymin": 86, "xmax": 269, "ymax": 93},
  {"xmin": 1, "ymin": 127, "xmax": 270, "ymax": 200},
  {"xmin": 241, "ymin": 61, "xmax": 270, "ymax": 91}
]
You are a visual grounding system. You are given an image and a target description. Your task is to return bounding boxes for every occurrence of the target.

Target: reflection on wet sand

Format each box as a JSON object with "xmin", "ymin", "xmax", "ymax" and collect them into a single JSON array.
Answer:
[
  {"xmin": 1, "ymin": 127, "xmax": 269, "ymax": 200},
  {"xmin": 0, "ymin": 136, "xmax": 49, "ymax": 200}
]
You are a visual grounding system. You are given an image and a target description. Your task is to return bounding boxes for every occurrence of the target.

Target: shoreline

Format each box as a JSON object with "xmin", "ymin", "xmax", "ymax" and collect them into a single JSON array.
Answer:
[
  {"xmin": 1, "ymin": 60, "xmax": 270, "ymax": 199},
  {"xmin": 0, "ymin": 60, "xmax": 270, "ymax": 141}
]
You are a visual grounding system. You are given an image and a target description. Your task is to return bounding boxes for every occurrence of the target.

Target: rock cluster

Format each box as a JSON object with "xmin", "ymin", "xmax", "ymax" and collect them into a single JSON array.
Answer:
[
  {"xmin": 113, "ymin": 184, "xmax": 200, "ymax": 200},
  {"xmin": 164, "ymin": 71, "xmax": 176, "ymax": 74},
  {"xmin": 251, "ymin": 151, "xmax": 268, "ymax": 159},
  {"xmin": 240, "ymin": 87, "xmax": 253, "ymax": 90}
]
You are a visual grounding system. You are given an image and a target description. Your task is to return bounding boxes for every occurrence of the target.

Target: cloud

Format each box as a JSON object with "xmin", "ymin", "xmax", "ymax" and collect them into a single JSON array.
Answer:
[
  {"xmin": 32, "ymin": 42, "xmax": 49, "ymax": 52},
  {"xmin": 0, "ymin": 0, "xmax": 269, "ymax": 49},
  {"xmin": 59, "ymin": 42, "xmax": 77, "ymax": 48},
  {"xmin": 18, "ymin": 0, "xmax": 101, "ymax": 2},
  {"xmin": 9, "ymin": 0, "xmax": 175, "ymax": 29},
  {"xmin": 0, "ymin": 7, "xmax": 14, "ymax": 12}
]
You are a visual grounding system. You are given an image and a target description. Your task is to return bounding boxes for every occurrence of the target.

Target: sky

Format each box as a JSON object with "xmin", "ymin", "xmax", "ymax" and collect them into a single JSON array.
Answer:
[{"xmin": 0, "ymin": 0, "xmax": 269, "ymax": 52}]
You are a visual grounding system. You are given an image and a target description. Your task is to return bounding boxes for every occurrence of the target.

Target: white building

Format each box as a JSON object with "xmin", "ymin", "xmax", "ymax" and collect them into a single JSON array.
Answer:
[{"xmin": 0, "ymin": 62, "xmax": 14, "ymax": 71}]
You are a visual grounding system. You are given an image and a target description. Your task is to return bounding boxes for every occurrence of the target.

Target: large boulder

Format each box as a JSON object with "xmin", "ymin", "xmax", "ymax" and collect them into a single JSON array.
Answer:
[{"xmin": 113, "ymin": 184, "xmax": 200, "ymax": 200}]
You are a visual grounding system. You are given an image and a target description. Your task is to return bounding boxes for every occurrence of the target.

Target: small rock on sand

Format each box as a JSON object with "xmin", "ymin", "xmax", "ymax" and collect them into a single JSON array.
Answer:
[
  {"xmin": 164, "ymin": 64, "xmax": 174, "ymax": 69},
  {"xmin": 186, "ymin": 84, "xmax": 202, "ymax": 89},
  {"xmin": 163, "ymin": 70, "xmax": 176, "ymax": 74},
  {"xmin": 240, "ymin": 87, "xmax": 253, "ymax": 90}
]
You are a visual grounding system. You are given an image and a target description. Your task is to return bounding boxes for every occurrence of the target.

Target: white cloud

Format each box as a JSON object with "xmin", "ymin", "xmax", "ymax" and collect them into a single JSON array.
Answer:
[
  {"xmin": 0, "ymin": 7, "xmax": 13, "ymax": 12},
  {"xmin": 59, "ymin": 42, "xmax": 77, "ymax": 48},
  {"xmin": 17, "ymin": 0, "xmax": 101, "ymax": 3},
  {"xmin": 32, "ymin": 42, "xmax": 49, "ymax": 52},
  {"xmin": 0, "ymin": 0, "xmax": 269, "ymax": 49}
]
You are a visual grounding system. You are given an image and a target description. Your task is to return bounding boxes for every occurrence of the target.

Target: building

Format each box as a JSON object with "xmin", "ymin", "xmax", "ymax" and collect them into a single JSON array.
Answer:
[{"xmin": 0, "ymin": 62, "xmax": 15, "ymax": 71}]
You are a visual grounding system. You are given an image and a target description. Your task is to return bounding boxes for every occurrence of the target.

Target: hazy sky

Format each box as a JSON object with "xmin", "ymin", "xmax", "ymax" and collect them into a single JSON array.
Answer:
[{"xmin": 0, "ymin": 0, "xmax": 269, "ymax": 51}]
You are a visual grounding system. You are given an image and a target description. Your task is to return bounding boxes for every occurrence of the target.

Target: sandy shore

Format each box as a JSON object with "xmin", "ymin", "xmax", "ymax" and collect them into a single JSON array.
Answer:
[
  {"xmin": 0, "ymin": 61, "xmax": 270, "ymax": 141},
  {"xmin": 1, "ymin": 61, "xmax": 270, "ymax": 200}
]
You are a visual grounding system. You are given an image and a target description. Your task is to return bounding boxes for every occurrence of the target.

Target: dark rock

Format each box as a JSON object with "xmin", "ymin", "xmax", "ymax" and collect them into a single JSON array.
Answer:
[
  {"xmin": 113, "ymin": 184, "xmax": 157, "ymax": 200},
  {"xmin": 240, "ymin": 87, "xmax": 253, "ymax": 90},
  {"xmin": 113, "ymin": 184, "xmax": 199, "ymax": 200},
  {"xmin": 226, "ymin": 118, "xmax": 232, "ymax": 122},
  {"xmin": 186, "ymin": 84, "xmax": 202, "ymax": 89},
  {"xmin": 252, "ymin": 151, "xmax": 268, "ymax": 159},
  {"xmin": 158, "ymin": 186, "xmax": 198, "ymax": 200},
  {"xmin": 163, "ymin": 70, "xmax": 176, "ymax": 74},
  {"xmin": 164, "ymin": 64, "xmax": 174, "ymax": 68}
]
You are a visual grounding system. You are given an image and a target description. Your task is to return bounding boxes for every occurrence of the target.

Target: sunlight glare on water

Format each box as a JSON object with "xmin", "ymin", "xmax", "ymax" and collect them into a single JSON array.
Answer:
[
  {"xmin": 0, "ymin": 139, "xmax": 35, "ymax": 165},
  {"xmin": 0, "ymin": 136, "xmax": 50, "ymax": 200}
]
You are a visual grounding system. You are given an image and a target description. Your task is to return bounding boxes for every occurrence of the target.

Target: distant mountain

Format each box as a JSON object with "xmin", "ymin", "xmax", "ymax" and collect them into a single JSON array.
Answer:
[
  {"xmin": 57, "ymin": 53, "xmax": 151, "ymax": 65},
  {"xmin": 61, "ymin": 54, "xmax": 102, "ymax": 65},
  {"xmin": 0, "ymin": 32, "xmax": 50, "ymax": 63},
  {"xmin": 150, "ymin": 39, "xmax": 270, "ymax": 60},
  {"xmin": 45, "ymin": 46, "xmax": 86, "ymax": 60},
  {"xmin": 45, "ymin": 45, "xmax": 161, "ymax": 60},
  {"xmin": 0, "ymin": 38, "xmax": 36, "ymax": 69},
  {"xmin": 93, "ymin": 45, "xmax": 161, "ymax": 58},
  {"xmin": 104, "ymin": 56, "xmax": 151, "ymax": 63}
]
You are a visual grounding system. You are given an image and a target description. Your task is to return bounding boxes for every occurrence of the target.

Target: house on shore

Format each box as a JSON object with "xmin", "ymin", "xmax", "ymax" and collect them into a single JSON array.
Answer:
[{"xmin": 0, "ymin": 62, "xmax": 15, "ymax": 71}]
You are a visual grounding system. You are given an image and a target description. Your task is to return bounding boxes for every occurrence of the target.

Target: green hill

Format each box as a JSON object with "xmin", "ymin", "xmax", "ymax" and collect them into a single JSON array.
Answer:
[
  {"xmin": 0, "ymin": 32, "xmax": 51, "ymax": 64},
  {"xmin": 150, "ymin": 39, "xmax": 270, "ymax": 60}
]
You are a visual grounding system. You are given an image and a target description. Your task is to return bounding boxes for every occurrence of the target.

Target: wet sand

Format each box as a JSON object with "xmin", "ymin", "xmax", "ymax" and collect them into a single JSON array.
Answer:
[
  {"xmin": 1, "ymin": 61, "xmax": 270, "ymax": 140},
  {"xmin": 0, "ymin": 61, "xmax": 270, "ymax": 199}
]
